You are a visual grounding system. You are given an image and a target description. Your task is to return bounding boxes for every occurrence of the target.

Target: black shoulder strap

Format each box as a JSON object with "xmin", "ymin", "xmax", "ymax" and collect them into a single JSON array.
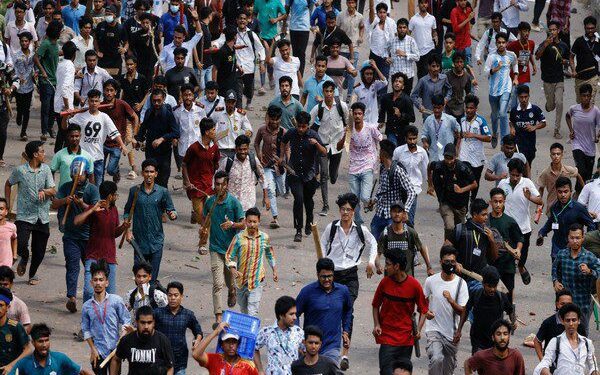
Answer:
[
  {"xmin": 317, "ymin": 101, "xmax": 324, "ymax": 121},
  {"xmin": 248, "ymin": 151, "xmax": 260, "ymax": 181},
  {"xmin": 128, "ymin": 288, "xmax": 136, "ymax": 309},
  {"xmin": 206, "ymin": 98, "xmax": 220, "ymax": 117},
  {"xmin": 225, "ymin": 157, "xmax": 234, "ymax": 174},
  {"xmin": 453, "ymin": 277, "xmax": 464, "ymax": 332},
  {"xmin": 354, "ymin": 223, "xmax": 366, "ymax": 262},
  {"xmin": 247, "ymin": 30, "xmax": 257, "ymax": 59},
  {"xmin": 553, "ymin": 335, "xmax": 561, "ymax": 369},
  {"xmin": 149, "ymin": 284, "xmax": 158, "ymax": 308},
  {"xmin": 327, "ymin": 220, "xmax": 339, "ymax": 255}
]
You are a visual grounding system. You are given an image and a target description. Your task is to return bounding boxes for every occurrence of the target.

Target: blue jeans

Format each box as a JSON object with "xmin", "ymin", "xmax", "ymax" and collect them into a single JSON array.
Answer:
[
  {"xmin": 174, "ymin": 369, "xmax": 186, "ymax": 375},
  {"xmin": 199, "ymin": 67, "xmax": 212, "ymax": 91},
  {"xmin": 348, "ymin": 170, "xmax": 374, "ymax": 224},
  {"xmin": 264, "ymin": 167, "xmax": 285, "ymax": 218},
  {"xmin": 83, "ymin": 259, "xmax": 117, "ymax": 302},
  {"xmin": 63, "ymin": 238, "xmax": 87, "ymax": 298},
  {"xmin": 466, "ymin": 279, "xmax": 483, "ymax": 322},
  {"xmin": 408, "ymin": 196, "xmax": 417, "ymax": 227},
  {"xmin": 341, "ymin": 51, "xmax": 360, "ymax": 99},
  {"xmin": 489, "ymin": 91, "xmax": 511, "ymax": 141},
  {"xmin": 93, "ymin": 159, "xmax": 105, "ymax": 186},
  {"xmin": 237, "ymin": 283, "xmax": 263, "ymax": 317},
  {"xmin": 370, "ymin": 214, "xmax": 392, "ymax": 241},
  {"xmin": 103, "ymin": 146, "xmax": 121, "ymax": 177},
  {"xmin": 459, "ymin": 46, "xmax": 472, "ymax": 66},
  {"xmin": 39, "ymin": 82, "xmax": 55, "ymax": 135},
  {"xmin": 387, "ymin": 133, "xmax": 399, "ymax": 146},
  {"xmin": 321, "ymin": 346, "xmax": 341, "ymax": 365}
]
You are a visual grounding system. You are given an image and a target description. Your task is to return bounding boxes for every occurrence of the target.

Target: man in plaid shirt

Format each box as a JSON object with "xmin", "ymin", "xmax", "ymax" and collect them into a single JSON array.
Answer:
[
  {"xmin": 367, "ymin": 139, "xmax": 416, "ymax": 240},
  {"xmin": 552, "ymin": 223, "xmax": 600, "ymax": 335},
  {"xmin": 385, "ymin": 18, "xmax": 420, "ymax": 94}
]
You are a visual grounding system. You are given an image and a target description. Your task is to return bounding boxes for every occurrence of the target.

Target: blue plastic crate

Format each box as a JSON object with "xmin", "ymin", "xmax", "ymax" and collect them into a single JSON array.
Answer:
[{"xmin": 215, "ymin": 310, "xmax": 261, "ymax": 359}]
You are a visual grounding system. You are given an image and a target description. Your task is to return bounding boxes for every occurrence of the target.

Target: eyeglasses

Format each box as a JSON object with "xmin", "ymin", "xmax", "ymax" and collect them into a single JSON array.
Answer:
[{"xmin": 319, "ymin": 274, "xmax": 334, "ymax": 280}]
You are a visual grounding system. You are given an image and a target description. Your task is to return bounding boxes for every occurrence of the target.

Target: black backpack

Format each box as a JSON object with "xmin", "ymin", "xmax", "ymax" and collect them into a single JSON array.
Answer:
[
  {"xmin": 326, "ymin": 220, "xmax": 366, "ymax": 262},
  {"xmin": 225, "ymin": 151, "xmax": 260, "ymax": 183},
  {"xmin": 128, "ymin": 281, "xmax": 167, "ymax": 309},
  {"xmin": 549, "ymin": 335, "xmax": 592, "ymax": 373}
]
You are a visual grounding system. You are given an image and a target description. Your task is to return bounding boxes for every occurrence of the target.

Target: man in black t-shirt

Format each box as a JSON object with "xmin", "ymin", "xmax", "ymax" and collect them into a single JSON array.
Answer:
[
  {"xmin": 213, "ymin": 27, "xmax": 241, "ymax": 98},
  {"xmin": 165, "ymin": 47, "xmax": 200, "ymax": 99},
  {"xmin": 456, "ymin": 266, "xmax": 515, "ymax": 354},
  {"xmin": 311, "ymin": 11, "xmax": 353, "ymax": 59},
  {"xmin": 535, "ymin": 20, "xmax": 570, "ymax": 139},
  {"xmin": 291, "ymin": 326, "xmax": 341, "ymax": 375},
  {"xmin": 570, "ymin": 16, "xmax": 600, "ymax": 105},
  {"xmin": 128, "ymin": 12, "xmax": 162, "ymax": 82},
  {"xmin": 509, "ymin": 85, "xmax": 546, "ymax": 166},
  {"xmin": 533, "ymin": 289, "xmax": 586, "ymax": 360},
  {"xmin": 111, "ymin": 306, "xmax": 174, "ymax": 375},
  {"xmin": 95, "ymin": 5, "xmax": 127, "ymax": 77}
]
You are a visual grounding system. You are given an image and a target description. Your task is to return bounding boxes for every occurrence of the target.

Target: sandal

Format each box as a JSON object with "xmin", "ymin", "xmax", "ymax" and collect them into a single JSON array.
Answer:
[
  {"xmin": 28, "ymin": 276, "xmax": 39, "ymax": 285},
  {"xmin": 16, "ymin": 260, "xmax": 26, "ymax": 276},
  {"xmin": 127, "ymin": 170, "xmax": 137, "ymax": 179},
  {"xmin": 227, "ymin": 290, "xmax": 237, "ymax": 308},
  {"xmin": 198, "ymin": 246, "xmax": 208, "ymax": 255}
]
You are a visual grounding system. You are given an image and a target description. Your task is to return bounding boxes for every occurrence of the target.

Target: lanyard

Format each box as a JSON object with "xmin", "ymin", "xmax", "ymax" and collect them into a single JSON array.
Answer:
[
  {"xmin": 338, "ymin": 226, "xmax": 354, "ymax": 255},
  {"xmin": 473, "ymin": 231, "xmax": 480, "ymax": 248},
  {"xmin": 553, "ymin": 200, "xmax": 572, "ymax": 222},
  {"xmin": 92, "ymin": 299, "xmax": 108, "ymax": 325},
  {"xmin": 275, "ymin": 328, "xmax": 291, "ymax": 355},
  {"xmin": 323, "ymin": 26, "xmax": 337, "ymax": 42},
  {"xmin": 85, "ymin": 70, "xmax": 98, "ymax": 92},
  {"xmin": 434, "ymin": 118, "xmax": 443, "ymax": 138}
]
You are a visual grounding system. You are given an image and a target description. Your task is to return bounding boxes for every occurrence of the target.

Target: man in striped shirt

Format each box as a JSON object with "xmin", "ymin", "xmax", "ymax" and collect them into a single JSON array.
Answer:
[{"xmin": 226, "ymin": 207, "xmax": 278, "ymax": 317}]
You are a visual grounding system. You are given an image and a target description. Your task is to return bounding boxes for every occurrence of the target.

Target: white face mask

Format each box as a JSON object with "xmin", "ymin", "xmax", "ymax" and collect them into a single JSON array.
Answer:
[
  {"xmin": 170, "ymin": 4, "xmax": 179, "ymax": 13},
  {"xmin": 105, "ymin": 15, "xmax": 114, "ymax": 23}
]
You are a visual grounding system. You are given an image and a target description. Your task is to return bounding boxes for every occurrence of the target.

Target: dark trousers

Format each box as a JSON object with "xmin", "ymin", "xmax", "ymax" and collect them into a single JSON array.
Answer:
[
  {"xmin": 519, "ymin": 231, "xmax": 532, "ymax": 268},
  {"xmin": 63, "ymin": 238, "xmax": 87, "ymax": 298},
  {"xmin": 39, "ymin": 82, "xmax": 55, "ymax": 135},
  {"xmin": 146, "ymin": 152, "xmax": 172, "ymax": 188},
  {"xmin": 416, "ymin": 50, "xmax": 435, "ymax": 79},
  {"xmin": 16, "ymin": 220, "xmax": 50, "ymax": 279},
  {"xmin": 466, "ymin": 163, "xmax": 484, "ymax": 202},
  {"xmin": 15, "ymin": 91, "xmax": 33, "ymax": 135},
  {"xmin": 91, "ymin": 356, "xmax": 108, "ymax": 375},
  {"xmin": 237, "ymin": 73, "xmax": 255, "ymax": 106},
  {"xmin": 499, "ymin": 271, "xmax": 515, "ymax": 303},
  {"xmin": 379, "ymin": 344, "xmax": 413, "ymax": 375},
  {"xmin": 532, "ymin": 0, "xmax": 546, "ymax": 24},
  {"xmin": 287, "ymin": 175, "xmax": 319, "ymax": 231},
  {"xmin": 403, "ymin": 77, "xmax": 414, "ymax": 96},
  {"xmin": 319, "ymin": 150, "xmax": 342, "ymax": 209},
  {"xmin": 173, "ymin": 146, "xmax": 182, "ymax": 171},
  {"xmin": 290, "ymin": 30, "xmax": 310, "ymax": 77},
  {"xmin": 139, "ymin": 64, "xmax": 155, "ymax": 84},
  {"xmin": 573, "ymin": 149, "xmax": 594, "ymax": 192},
  {"xmin": 369, "ymin": 52, "xmax": 390, "ymax": 98},
  {"xmin": 334, "ymin": 266, "xmax": 359, "ymax": 336},
  {"xmin": 520, "ymin": 147, "xmax": 536, "ymax": 168},
  {"xmin": 54, "ymin": 115, "xmax": 66, "ymax": 153},
  {"xmin": 0, "ymin": 111, "xmax": 8, "ymax": 160},
  {"xmin": 357, "ymin": 0, "xmax": 366, "ymax": 13}
]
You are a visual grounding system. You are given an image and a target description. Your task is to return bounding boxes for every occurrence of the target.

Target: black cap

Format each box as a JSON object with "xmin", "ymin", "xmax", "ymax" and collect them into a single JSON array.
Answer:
[
  {"xmin": 390, "ymin": 200, "xmax": 405, "ymax": 211},
  {"xmin": 105, "ymin": 4, "xmax": 117, "ymax": 14},
  {"xmin": 443, "ymin": 143, "xmax": 456, "ymax": 157}
]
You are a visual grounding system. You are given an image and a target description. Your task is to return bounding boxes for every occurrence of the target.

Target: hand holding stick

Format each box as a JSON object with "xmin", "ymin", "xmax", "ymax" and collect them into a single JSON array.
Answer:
[
  {"xmin": 119, "ymin": 186, "xmax": 140, "ymax": 249},
  {"xmin": 61, "ymin": 162, "xmax": 85, "ymax": 226}
]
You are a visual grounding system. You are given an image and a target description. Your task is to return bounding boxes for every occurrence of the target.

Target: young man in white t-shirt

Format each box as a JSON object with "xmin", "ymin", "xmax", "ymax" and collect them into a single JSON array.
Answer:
[
  {"xmin": 266, "ymin": 39, "xmax": 303, "ymax": 99},
  {"xmin": 409, "ymin": 0, "xmax": 437, "ymax": 79},
  {"xmin": 423, "ymin": 245, "xmax": 469, "ymax": 375},
  {"xmin": 64, "ymin": 89, "xmax": 127, "ymax": 185}
]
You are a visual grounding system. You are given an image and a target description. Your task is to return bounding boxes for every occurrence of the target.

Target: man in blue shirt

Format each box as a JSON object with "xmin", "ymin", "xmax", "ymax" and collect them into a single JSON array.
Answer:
[
  {"xmin": 537, "ymin": 176, "xmax": 597, "ymax": 260},
  {"xmin": 124, "ymin": 159, "xmax": 177, "ymax": 282},
  {"xmin": 61, "ymin": 0, "xmax": 86, "ymax": 34},
  {"xmin": 296, "ymin": 257, "xmax": 353, "ymax": 366},
  {"xmin": 10, "ymin": 323, "xmax": 93, "ymax": 375},
  {"xmin": 301, "ymin": 56, "xmax": 338, "ymax": 111},
  {"xmin": 155, "ymin": 281, "xmax": 203, "ymax": 375},
  {"xmin": 160, "ymin": 0, "xmax": 188, "ymax": 46}
]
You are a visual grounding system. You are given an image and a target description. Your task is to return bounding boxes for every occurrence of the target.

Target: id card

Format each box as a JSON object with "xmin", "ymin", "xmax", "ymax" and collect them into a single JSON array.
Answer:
[
  {"xmin": 437, "ymin": 141, "xmax": 443, "ymax": 150},
  {"xmin": 473, "ymin": 247, "xmax": 482, "ymax": 256},
  {"xmin": 552, "ymin": 223, "xmax": 559, "ymax": 230}
]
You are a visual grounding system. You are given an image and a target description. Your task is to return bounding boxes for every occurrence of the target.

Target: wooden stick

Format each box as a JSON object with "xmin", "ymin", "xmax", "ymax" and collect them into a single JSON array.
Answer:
[
  {"xmin": 61, "ymin": 163, "xmax": 85, "ymax": 226},
  {"xmin": 461, "ymin": 268, "xmax": 509, "ymax": 294},
  {"xmin": 119, "ymin": 186, "xmax": 141, "ymax": 249},
  {"xmin": 99, "ymin": 349, "xmax": 116, "ymax": 368},
  {"xmin": 311, "ymin": 223, "xmax": 323, "ymax": 259}
]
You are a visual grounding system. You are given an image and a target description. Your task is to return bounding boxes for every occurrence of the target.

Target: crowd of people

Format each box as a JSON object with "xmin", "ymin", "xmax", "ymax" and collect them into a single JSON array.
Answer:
[{"xmin": 0, "ymin": 0, "xmax": 598, "ymax": 372}]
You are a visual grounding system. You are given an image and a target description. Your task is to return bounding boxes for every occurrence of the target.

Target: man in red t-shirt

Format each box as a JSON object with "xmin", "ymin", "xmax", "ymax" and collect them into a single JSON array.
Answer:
[
  {"xmin": 464, "ymin": 319, "xmax": 526, "ymax": 375},
  {"xmin": 101, "ymin": 79, "xmax": 140, "ymax": 183},
  {"xmin": 74, "ymin": 181, "xmax": 130, "ymax": 303},
  {"xmin": 450, "ymin": 0, "xmax": 475, "ymax": 64},
  {"xmin": 182, "ymin": 117, "xmax": 220, "ymax": 229},
  {"xmin": 192, "ymin": 322, "xmax": 259, "ymax": 375},
  {"xmin": 507, "ymin": 22, "xmax": 537, "ymax": 108},
  {"xmin": 372, "ymin": 249, "xmax": 431, "ymax": 375}
]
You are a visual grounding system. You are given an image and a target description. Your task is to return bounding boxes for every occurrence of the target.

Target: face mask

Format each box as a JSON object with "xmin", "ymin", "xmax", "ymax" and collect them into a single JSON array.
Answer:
[
  {"xmin": 105, "ymin": 15, "xmax": 114, "ymax": 23},
  {"xmin": 441, "ymin": 261, "xmax": 455, "ymax": 275},
  {"xmin": 170, "ymin": 5, "xmax": 179, "ymax": 13}
]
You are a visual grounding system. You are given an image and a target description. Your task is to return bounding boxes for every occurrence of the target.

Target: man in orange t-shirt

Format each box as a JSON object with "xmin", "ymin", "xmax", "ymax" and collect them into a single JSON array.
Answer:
[
  {"xmin": 193, "ymin": 322, "xmax": 259, "ymax": 375},
  {"xmin": 450, "ymin": 0, "xmax": 475, "ymax": 64}
]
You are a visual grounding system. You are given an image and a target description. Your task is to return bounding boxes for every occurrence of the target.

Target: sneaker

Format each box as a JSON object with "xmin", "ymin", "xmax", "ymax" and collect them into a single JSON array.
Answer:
[
  {"xmin": 491, "ymin": 134, "xmax": 498, "ymax": 149},
  {"xmin": 127, "ymin": 170, "xmax": 137, "ymax": 179},
  {"xmin": 294, "ymin": 232, "xmax": 302, "ymax": 242},
  {"xmin": 305, "ymin": 225, "xmax": 312, "ymax": 236},
  {"xmin": 20, "ymin": 134, "xmax": 27, "ymax": 141},
  {"xmin": 66, "ymin": 298, "xmax": 77, "ymax": 313},
  {"xmin": 554, "ymin": 131, "xmax": 563, "ymax": 139},
  {"xmin": 531, "ymin": 24, "xmax": 542, "ymax": 32},
  {"xmin": 340, "ymin": 357, "xmax": 350, "ymax": 371},
  {"xmin": 258, "ymin": 86, "xmax": 266, "ymax": 96},
  {"xmin": 269, "ymin": 219, "xmax": 280, "ymax": 229},
  {"xmin": 319, "ymin": 207, "xmax": 329, "ymax": 216},
  {"xmin": 40, "ymin": 133, "xmax": 48, "ymax": 141},
  {"xmin": 48, "ymin": 130, "xmax": 56, "ymax": 139}
]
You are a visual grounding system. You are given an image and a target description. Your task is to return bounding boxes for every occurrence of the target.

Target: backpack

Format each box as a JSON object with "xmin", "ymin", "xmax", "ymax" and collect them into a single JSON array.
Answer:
[
  {"xmin": 225, "ymin": 151, "xmax": 260, "ymax": 183},
  {"xmin": 128, "ymin": 280, "xmax": 167, "ymax": 309},
  {"xmin": 326, "ymin": 220, "xmax": 366, "ymax": 261},
  {"xmin": 206, "ymin": 97, "xmax": 221, "ymax": 117},
  {"xmin": 381, "ymin": 223, "xmax": 417, "ymax": 255},
  {"xmin": 312, "ymin": 97, "xmax": 346, "ymax": 131},
  {"xmin": 549, "ymin": 336, "xmax": 592, "ymax": 373}
]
